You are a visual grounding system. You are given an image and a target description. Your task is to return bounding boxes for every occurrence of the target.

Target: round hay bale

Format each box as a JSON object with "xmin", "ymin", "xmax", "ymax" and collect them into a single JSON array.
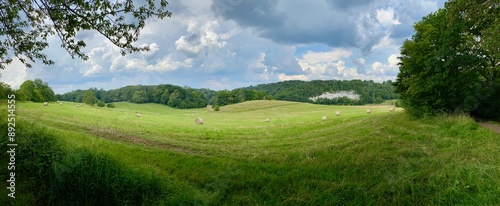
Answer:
[
  {"xmin": 322, "ymin": 116, "xmax": 329, "ymax": 120},
  {"xmin": 195, "ymin": 118, "xmax": 204, "ymax": 125},
  {"xmin": 265, "ymin": 118, "xmax": 270, "ymax": 122},
  {"xmin": 136, "ymin": 113, "xmax": 141, "ymax": 117},
  {"xmin": 366, "ymin": 109, "xmax": 372, "ymax": 114},
  {"xmin": 43, "ymin": 102, "xmax": 48, "ymax": 106},
  {"xmin": 206, "ymin": 105, "xmax": 213, "ymax": 111},
  {"xmin": 335, "ymin": 111, "xmax": 341, "ymax": 116},
  {"xmin": 390, "ymin": 107, "xmax": 395, "ymax": 112}
]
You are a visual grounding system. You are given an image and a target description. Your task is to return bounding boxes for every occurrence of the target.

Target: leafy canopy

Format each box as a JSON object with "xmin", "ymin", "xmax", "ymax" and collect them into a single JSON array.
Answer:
[
  {"xmin": 18, "ymin": 78, "xmax": 56, "ymax": 102},
  {"xmin": 394, "ymin": 0, "xmax": 499, "ymax": 119},
  {"xmin": 0, "ymin": 0, "xmax": 171, "ymax": 70},
  {"xmin": 82, "ymin": 90, "xmax": 97, "ymax": 106}
]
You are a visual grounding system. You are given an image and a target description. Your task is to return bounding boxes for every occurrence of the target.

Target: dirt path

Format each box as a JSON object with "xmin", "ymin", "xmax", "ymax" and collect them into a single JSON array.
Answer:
[{"xmin": 479, "ymin": 122, "xmax": 500, "ymax": 134}]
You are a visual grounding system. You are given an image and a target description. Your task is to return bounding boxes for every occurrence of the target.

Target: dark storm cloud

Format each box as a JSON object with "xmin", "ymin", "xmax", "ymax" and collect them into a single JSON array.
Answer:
[{"xmin": 211, "ymin": 0, "xmax": 372, "ymax": 49}]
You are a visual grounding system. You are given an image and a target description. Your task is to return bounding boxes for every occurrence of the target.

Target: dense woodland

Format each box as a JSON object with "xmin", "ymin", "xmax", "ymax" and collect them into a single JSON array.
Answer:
[
  {"xmin": 56, "ymin": 84, "xmax": 270, "ymax": 109},
  {"xmin": 394, "ymin": 0, "xmax": 499, "ymax": 120},
  {"xmin": 245, "ymin": 80, "xmax": 398, "ymax": 105},
  {"xmin": 2, "ymin": 79, "xmax": 398, "ymax": 108}
]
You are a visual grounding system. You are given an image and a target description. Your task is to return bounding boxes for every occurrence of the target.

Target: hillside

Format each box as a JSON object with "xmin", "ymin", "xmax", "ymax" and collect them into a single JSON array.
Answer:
[
  {"xmin": 244, "ymin": 79, "xmax": 398, "ymax": 105},
  {"xmin": 1, "ymin": 100, "xmax": 499, "ymax": 205},
  {"xmin": 55, "ymin": 79, "xmax": 398, "ymax": 110}
]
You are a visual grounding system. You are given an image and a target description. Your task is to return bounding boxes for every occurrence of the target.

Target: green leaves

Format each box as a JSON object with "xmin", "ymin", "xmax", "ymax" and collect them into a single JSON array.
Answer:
[
  {"xmin": 0, "ymin": 0, "xmax": 171, "ymax": 70},
  {"xmin": 394, "ymin": 0, "xmax": 499, "ymax": 118}
]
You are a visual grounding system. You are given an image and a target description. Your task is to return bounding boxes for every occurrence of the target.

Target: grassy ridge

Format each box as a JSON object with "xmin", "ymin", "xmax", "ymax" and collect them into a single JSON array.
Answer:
[{"xmin": 1, "ymin": 100, "xmax": 499, "ymax": 205}]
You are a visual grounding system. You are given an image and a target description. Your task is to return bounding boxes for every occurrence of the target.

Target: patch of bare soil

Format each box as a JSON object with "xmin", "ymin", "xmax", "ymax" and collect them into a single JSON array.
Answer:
[{"xmin": 479, "ymin": 122, "xmax": 500, "ymax": 134}]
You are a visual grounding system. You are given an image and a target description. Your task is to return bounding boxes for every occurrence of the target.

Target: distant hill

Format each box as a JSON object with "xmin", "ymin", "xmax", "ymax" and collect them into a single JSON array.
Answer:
[
  {"xmin": 56, "ymin": 80, "xmax": 398, "ymax": 109},
  {"xmin": 243, "ymin": 79, "xmax": 398, "ymax": 105}
]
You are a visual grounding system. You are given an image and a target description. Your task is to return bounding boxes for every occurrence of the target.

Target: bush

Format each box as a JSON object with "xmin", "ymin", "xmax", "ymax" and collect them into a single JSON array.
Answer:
[
  {"xmin": 213, "ymin": 105, "xmax": 220, "ymax": 111},
  {"xmin": 106, "ymin": 103, "xmax": 115, "ymax": 108},
  {"xmin": 97, "ymin": 101, "xmax": 105, "ymax": 107}
]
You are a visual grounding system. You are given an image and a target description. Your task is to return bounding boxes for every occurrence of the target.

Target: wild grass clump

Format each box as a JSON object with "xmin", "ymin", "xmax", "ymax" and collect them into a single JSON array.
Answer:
[
  {"xmin": 0, "ymin": 113, "xmax": 63, "ymax": 205},
  {"xmin": 0, "ymin": 111, "xmax": 166, "ymax": 205},
  {"xmin": 50, "ymin": 149, "xmax": 165, "ymax": 205}
]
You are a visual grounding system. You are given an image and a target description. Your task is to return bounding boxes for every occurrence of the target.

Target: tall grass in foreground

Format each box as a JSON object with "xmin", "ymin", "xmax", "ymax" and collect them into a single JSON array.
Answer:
[{"xmin": 0, "ymin": 109, "xmax": 166, "ymax": 205}]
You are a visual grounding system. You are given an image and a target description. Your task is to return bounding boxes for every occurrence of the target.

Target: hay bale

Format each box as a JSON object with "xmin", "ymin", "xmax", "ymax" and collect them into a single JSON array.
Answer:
[
  {"xmin": 390, "ymin": 107, "xmax": 395, "ymax": 112},
  {"xmin": 206, "ymin": 105, "xmax": 213, "ymax": 111},
  {"xmin": 366, "ymin": 109, "xmax": 372, "ymax": 114},
  {"xmin": 43, "ymin": 102, "xmax": 48, "ymax": 106},
  {"xmin": 265, "ymin": 118, "xmax": 270, "ymax": 122},
  {"xmin": 136, "ymin": 113, "xmax": 141, "ymax": 117},
  {"xmin": 195, "ymin": 118, "xmax": 204, "ymax": 125},
  {"xmin": 335, "ymin": 111, "xmax": 341, "ymax": 116},
  {"xmin": 322, "ymin": 116, "xmax": 329, "ymax": 120}
]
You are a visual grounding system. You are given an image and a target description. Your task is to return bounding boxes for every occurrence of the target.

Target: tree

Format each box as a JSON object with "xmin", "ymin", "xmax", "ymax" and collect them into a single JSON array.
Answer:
[
  {"xmin": 394, "ymin": 0, "xmax": 499, "ymax": 119},
  {"xmin": 17, "ymin": 78, "xmax": 55, "ymax": 102},
  {"xmin": 131, "ymin": 90, "xmax": 148, "ymax": 103},
  {"xmin": 82, "ymin": 90, "xmax": 97, "ymax": 106},
  {"xmin": 0, "ymin": 82, "xmax": 12, "ymax": 99},
  {"xmin": 0, "ymin": 0, "xmax": 171, "ymax": 70}
]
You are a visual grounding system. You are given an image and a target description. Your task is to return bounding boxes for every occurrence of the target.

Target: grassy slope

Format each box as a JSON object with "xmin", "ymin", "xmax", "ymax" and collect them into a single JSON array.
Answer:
[{"xmin": 3, "ymin": 100, "xmax": 500, "ymax": 205}]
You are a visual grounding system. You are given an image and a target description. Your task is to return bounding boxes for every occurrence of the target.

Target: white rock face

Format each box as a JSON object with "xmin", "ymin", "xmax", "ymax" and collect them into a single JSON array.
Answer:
[{"xmin": 309, "ymin": 91, "xmax": 360, "ymax": 102}]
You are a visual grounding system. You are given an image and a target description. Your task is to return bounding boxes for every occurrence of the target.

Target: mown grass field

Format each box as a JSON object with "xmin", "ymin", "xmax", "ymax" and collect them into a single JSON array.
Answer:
[{"xmin": 1, "ymin": 100, "xmax": 499, "ymax": 205}]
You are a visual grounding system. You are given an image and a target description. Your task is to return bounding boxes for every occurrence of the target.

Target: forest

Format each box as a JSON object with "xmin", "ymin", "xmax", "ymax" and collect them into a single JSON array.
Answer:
[
  {"xmin": 245, "ymin": 79, "xmax": 398, "ymax": 105},
  {"xmin": 56, "ymin": 84, "xmax": 270, "ymax": 109},
  {"xmin": 2, "ymin": 79, "xmax": 398, "ymax": 108}
]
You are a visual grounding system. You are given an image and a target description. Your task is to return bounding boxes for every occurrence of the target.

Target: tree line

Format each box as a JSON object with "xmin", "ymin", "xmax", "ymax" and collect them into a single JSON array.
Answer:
[
  {"xmin": 394, "ymin": 0, "xmax": 499, "ymax": 120},
  {"xmin": 244, "ymin": 80, "xmax": 398, "ymax": 105},
  {"xmin": 56, "ymin": 84, "xmax": 272, "ymax": 109},
  {"xmin": 0, "ymin": 78, "xmax": 57, "ymax": 102},
  {"xmin": 1, "ymin": 79, "xmax": 399, "ymax": 107}
]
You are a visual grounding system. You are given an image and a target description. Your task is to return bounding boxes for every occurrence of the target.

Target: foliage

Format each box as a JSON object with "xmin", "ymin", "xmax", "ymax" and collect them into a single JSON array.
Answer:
[
  {"xmin": 0, "ymin": 0, "xmax": 171, "ymax": 70},
  {"xmin": 394, "ymin": 0, "xmax": 499, "ymax": 119},
  {"xmin": 106, "ymin": 103, "xmax": 115, "ymax": 108},
  {"xmin": 17, "ymin": 78, "xmax": 56, "ymax": 102},
  {"xmin": 213, "ymin": 105, "xmax": 220, "ymax": 111},
  {"xmin": 245, "ymin": 79, "xmax": 398, "ymax": 105},
  {"xmin": 57, "ymin": 84, "xmax": 268, "ymax": 109},
  {"xmin": 82, "ymin": 90, "xmax": 97, "ymax": 106},
  {"xmin": 96, "ymin": 101, "xmax": 105, "ymax": 107},
  {"xmin": 212, "ymin": 89, "xmax": 267, "ymax": 107},
  {"xmin": 0, "ymin": 82, "xmax": 13, "ymax": 99}
]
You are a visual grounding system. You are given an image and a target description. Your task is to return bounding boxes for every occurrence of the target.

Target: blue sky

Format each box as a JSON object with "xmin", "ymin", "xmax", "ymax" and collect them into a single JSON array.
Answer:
[{"xmin": 0, "ymin": 0, "xmax": 447, "ymax": 94}]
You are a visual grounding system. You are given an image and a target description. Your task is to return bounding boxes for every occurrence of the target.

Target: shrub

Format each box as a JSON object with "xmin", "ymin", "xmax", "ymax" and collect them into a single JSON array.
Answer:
[
  {"xmin": 106, "ymin": 103, "xmax": 115, "ymax": 108},
  {"xmin": 97, "ymin": 101, "xmax": 105, "ymax": 107},
  {"xmin": 213, "ymin": 106, "xmax": 220, "ymax": 111}
]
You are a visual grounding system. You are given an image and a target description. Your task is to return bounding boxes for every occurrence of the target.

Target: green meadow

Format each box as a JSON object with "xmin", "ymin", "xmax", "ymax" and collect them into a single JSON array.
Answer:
[{"xmin": 1, "ymin": 100, "xmax": 499, "ymax": 205}]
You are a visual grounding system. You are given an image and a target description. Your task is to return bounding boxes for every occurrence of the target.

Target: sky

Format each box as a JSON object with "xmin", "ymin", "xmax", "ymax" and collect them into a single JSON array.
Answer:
[{"xmin": 0, "ymin": 0, "xmax": 447, "ymax": 94}]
